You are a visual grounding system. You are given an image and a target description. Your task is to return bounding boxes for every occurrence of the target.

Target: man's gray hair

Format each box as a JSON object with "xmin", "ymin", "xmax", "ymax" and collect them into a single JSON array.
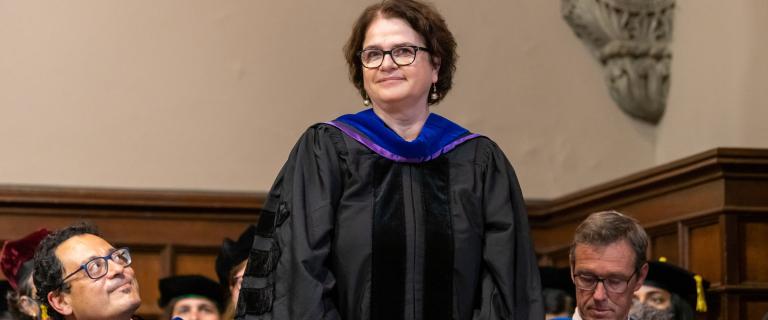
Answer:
[{"xmin": 569, "ymin": 210, "xmax": 649, "ymax": 272}]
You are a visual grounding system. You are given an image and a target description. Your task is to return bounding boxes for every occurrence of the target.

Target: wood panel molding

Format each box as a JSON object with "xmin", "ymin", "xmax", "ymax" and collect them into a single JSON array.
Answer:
[
  {"xmin": 0, "ymin": 184, "xmax": 265, "ymax": 217},
  {"xmin": 528, "ymin": 148, "xmax": 768, "ymax": 227}
]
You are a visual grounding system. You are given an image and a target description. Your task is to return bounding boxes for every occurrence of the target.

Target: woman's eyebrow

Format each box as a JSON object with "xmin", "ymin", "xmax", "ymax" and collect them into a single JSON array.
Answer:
[{"xmin": 363, "ymin": 42, "xmax": 419, "ymax": 50}]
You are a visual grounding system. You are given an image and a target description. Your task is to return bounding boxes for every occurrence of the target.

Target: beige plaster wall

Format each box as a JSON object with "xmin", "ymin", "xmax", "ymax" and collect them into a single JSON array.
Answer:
[
  {"xmin": 658, "ymin": 0, "xmax": 768, "ymax": 162},
  {"xmin": 6, "ymin": 0, "xmax": 743, "ymax": 200}
]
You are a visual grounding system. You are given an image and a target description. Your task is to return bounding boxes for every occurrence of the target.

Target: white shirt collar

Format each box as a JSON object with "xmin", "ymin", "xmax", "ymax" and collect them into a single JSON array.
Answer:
[{"xmin": 572, "ymin": 308, "xmax": 633, "ymax": 320}]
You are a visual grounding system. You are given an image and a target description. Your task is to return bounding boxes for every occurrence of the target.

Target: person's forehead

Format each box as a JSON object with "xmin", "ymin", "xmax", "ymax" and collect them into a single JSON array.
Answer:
[
  {"xmin": 55, "ymin": 234, "xmax": 114, "ymax": 265},
  {"xmin": 176, "ymin": 297, "xmax": 216, "ymax": 307},
  {"xmin": 363, "ymin": 16, "xmax": 424, "ymax": 47},
  {"xmin": 573, "ymin": 241, "xmax": 636, "ymax": 274}
]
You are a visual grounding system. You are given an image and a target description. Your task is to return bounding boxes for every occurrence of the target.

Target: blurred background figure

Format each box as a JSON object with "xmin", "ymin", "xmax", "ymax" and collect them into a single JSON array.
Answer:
[
  {"xmin": 631, "ymin": 259, "xmax": 709, "ymax": 320},
  {"xmin": 214, "ymin": 226, "xmax": 254, "ymax": 320},
  {"xmin": 158, "ymin": 275, "xmax": 225, "ymax": 320},
  {"xmin": 0, "ymin": 229, "xmax": 50, "ymax": 320},
  {"xmin": 1, "ymin": 281, "xmax": 12, "ymax": 320},
  {"xmin": 629, "ymin": 300, "xmax": 674, "ymax": 320},
  {"xmin": 539, "ymin": 266, "xmax": 575, "ymax": 320}
]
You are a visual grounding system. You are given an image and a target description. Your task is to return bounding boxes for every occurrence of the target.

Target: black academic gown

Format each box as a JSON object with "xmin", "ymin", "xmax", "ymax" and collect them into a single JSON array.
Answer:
[{"xmin": 236, "ymin": 122, "xmax": 543, "ymax": 320}]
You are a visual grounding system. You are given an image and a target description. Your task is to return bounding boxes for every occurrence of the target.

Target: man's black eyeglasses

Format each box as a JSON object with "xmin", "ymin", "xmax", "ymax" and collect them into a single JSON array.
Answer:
[
  {"xmin": 572, "ymin": 269, "xmax": 638, "ymax": 294},
  {"xmin": 60, "ymin": 247, "xmax": 132, "ymax": 286}
]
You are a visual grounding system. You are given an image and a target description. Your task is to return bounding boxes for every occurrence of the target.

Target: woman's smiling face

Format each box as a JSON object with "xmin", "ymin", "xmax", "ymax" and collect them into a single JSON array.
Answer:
[{"xmin": 362, "ymin": 15, "xmax": 438, "ymax": 109}]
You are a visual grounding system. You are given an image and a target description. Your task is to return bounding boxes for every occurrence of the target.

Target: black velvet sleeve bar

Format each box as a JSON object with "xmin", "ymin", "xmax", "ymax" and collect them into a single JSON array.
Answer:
[{"xmin": 236, "ymin": 124, "xmax": 346, "ymax": 320}]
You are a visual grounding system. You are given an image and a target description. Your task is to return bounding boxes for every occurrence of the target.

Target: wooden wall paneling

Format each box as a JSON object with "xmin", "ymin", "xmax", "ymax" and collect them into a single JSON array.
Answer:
[
  {"xmin": 647, "ymin": 223, "xmax": 678, "ymax": 264},
  {"xmin": 742, "ymin": 295, "xmax": 768, "ymax": 320},
  {"xmin": 161, "ymin": 244, "xmax": 174, "ymax": 279},
  {"xmin": 721, "ymin": 292, "xmax": 739, "ymax": 320},
  {"xmin": 528, "ymin": 148, "xmax": 737, "ymax": 253},
  {"xmin": 741, "ymin": 220, "xmax": 768, "ymax": 284},
  {"xmin": 530, "ymin": 221, "xmax": 581, "ymax": 257},
  {"xmin": 725, "ymin": 178, "xmax": 768, "ymax": 207},
  {"xmin": 722, "ymin": 213, "xmax": 739, "ymax": 287},
  {"xmin": 528, "ymin": 177, "xmax": 724, "ymax": 252},
  {"xmin": 680, "ymin": 214, "xmax": 719, "ymax": 270},
  {"xmin": 123, "ymin": 245, "xmax": 164, "ymax": 319},
  {"xmin": 688, "ymin": 221, "xmax": 722, "ymax": 286},
  {"xmin": 617, "ymin": 179, "xmax": 724, "ymax": 227},
  {"xmin": 0, "ymin": 214, "xmax": 258, "ymax": 248},
  {"xmin": 651, "ymin": 232, "xmax": 678, "ymax": 264},
  {"xmin": 172, "ymin": 246, "xmax": 220, "ymax": 281},
  {"xmin": 679, "ymin": 220, "xmax": 690, "ymax": 269},
  {"xmin": 721, "ymin": 290, "xmax": 767, "ymax": 320},
  {"xmin": 547, "ymin": 247, "xmax": 571, "ymax": 268}
]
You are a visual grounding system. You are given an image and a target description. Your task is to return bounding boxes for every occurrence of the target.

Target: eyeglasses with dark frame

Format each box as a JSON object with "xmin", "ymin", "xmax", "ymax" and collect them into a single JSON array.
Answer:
[
  {"xmin": 60, "ymin": 247, "xmax": 132, "ymax": 286},
  {"xmin": 573, "ymin": 269, "xmax": 638, "ymax": 294},
  {"xmin": 359, "ymin": 45, "xmax": 430, "ymax": 69}
]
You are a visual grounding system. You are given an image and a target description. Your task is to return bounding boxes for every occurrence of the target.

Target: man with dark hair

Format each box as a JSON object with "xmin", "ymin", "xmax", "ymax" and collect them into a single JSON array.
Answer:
[
  {"xmin": 569, "ymin": 211, "xmax": 649, "ymax": 320},
  {"xmin": 33, "ymin": 223, "xmax": 141, "ymax": 320}
]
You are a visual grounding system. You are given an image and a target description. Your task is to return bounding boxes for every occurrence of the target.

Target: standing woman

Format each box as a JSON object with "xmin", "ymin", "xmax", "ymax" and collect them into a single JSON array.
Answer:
[{"xmin": 236, "ymin": 0, "xmax": 542, "ymax": 319}]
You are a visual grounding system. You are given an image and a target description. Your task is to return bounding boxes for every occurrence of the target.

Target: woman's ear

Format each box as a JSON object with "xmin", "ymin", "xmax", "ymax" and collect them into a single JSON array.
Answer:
[
  {"xmin": 431, "ymin": 56, "xmax": 441, "ymax": 72},
  {"xmin": 431, "ymin": 57, "xmax": 441, "ymax": 83},
  {"xmin": 48, "ymin": 290, "xmax": 74, "ymax": 316}
]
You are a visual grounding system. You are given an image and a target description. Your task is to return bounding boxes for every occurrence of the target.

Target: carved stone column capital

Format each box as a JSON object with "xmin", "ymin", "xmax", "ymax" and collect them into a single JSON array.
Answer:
[{"xmin": 562, "ymin": 0, "xmax": 675, "ymax": 124}]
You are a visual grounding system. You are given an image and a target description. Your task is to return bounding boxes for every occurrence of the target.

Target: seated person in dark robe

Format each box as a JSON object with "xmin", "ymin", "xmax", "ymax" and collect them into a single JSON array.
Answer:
[
  {"xmin": 540, "ymin": 266, "xmax": 575, "ymax": 320},
  {"xmin": 1, "ymin": 229, "xmax": 49, "ymax": 320},
  {"xmin": 158, "ymin": 275, "xmax": 225, "ymax": 320},
  {"xmin": 0, "ymin": 281, "xmax": 11, "ymax": 320},
  {"xmin": 631, "ymin": 259, "xmax": 709, "ymax": 320}
]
